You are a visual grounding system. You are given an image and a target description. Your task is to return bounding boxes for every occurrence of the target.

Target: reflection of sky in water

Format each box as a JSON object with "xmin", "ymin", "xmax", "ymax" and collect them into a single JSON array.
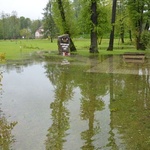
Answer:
[
  {"xmin": 65, "ymin": 87, "xmax": 84, "ymax": 149},
  {"xmin": 1, "ymin": 62, "xmax": 114, "ymax": 149},
  {"xmin": 1, "ymin": 55, "xmax": 150, "ymax": 150},
  {"xmin": 1, "ymin": 63, "xmax": 54, "ymax": 150},
  {"xmin": 66, "ymin": 90, "xmax": 114, "ymax": 150}
]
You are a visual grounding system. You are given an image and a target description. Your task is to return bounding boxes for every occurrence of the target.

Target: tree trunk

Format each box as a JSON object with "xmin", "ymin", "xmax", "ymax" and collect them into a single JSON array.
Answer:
[
  {"xmin": 135, "ymin": 2, "xmax": 145, "ymax": 50},
  {"xmin": 90, "ymin": 31, "xmax": 98, "ymax": 53},
  {"xmin": 145, "ymin": 20, "xmax": 149, "ymax": 30},
  {"xmin": 89, "ymin": 1, "xmax": 98, "ymax": 53},
  {"xmin": 120, "ymin": 21, "xmax": 124, "ymax": 43},
  {"xmin": 107, "ymin": 0, "xmax": 117, "ymax": 51},
  {"xmin": 57, "ymin": 0, "xmax": 76, "ymax": 52},
  {"xmin": 50, "ymin": 37, "xmax": 53, "ymax": 43},
  {"xmin": 129, "ymin": 30, "xmax": 132, "ymax": 42},
  {"xmin": 135, "ymin": 18, "xmax": 145, "ymax": 50},
  {"xmin": 70, "ymin": 38, "xmax": 76, "ymax": 52},
  {"xmin": 98, "ymin": 36, "xmax": 103, "ymax": 45}
]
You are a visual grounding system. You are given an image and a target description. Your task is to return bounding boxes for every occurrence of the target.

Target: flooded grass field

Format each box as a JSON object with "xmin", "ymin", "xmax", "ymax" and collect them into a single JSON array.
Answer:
[{"xmin": 1, "ymin": 55, "xmax": 150, "ymax": 150}]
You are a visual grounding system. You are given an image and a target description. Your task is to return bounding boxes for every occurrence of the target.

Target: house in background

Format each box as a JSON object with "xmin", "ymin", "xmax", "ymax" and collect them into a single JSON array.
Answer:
[{"xmin": 35, "ymin": 26, "xmax": 44, "ymax": 39}]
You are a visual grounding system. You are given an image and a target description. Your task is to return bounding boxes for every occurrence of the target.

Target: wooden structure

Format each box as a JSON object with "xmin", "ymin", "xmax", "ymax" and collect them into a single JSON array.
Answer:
[{"xmin": 123, "ymin": 52, "xmax": 145, "ymax": 63}]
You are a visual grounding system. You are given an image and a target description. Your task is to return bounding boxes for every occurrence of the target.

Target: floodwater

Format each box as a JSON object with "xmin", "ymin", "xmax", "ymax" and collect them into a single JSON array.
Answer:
[{"xmin": 0, "ymin": 55, "xmax": 150, "ymax": 150}]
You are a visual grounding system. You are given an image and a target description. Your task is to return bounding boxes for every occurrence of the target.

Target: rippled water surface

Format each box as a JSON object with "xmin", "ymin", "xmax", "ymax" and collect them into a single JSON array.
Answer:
[{"xmin": 1, "ymin": 55, "xmax": 150, "ymax": 150}]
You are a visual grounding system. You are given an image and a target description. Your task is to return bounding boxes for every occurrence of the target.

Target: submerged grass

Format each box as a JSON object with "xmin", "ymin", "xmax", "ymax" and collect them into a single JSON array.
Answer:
[{"xmin": 0, "ymin": 38, "xmax": 149, "ymax": 61}]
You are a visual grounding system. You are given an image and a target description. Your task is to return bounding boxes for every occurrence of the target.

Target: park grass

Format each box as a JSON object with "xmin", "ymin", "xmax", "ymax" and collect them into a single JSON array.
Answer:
[
  {"xmin": 0, "ymin": 38, "xmax": 149, "ymax": 61},
  {"xmin": 0, "ymin": 39, "xmax": 57, "ymax": 60},
  {"xmin": 73, "ymin": 38, "xmax": 147, "ymax": 56}
]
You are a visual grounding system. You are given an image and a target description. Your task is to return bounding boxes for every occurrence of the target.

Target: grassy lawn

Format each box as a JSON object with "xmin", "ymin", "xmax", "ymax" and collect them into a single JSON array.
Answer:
[
  {"xmin": 0, "ymin": 38, "xmax": 148, "ymax": 61},
  {"xmin": 0, "ymin": 39, "xmax": 57, "ymax": 60}
]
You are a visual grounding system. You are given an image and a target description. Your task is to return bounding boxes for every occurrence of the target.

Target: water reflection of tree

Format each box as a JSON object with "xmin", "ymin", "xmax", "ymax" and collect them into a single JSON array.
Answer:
[
  {"xmin": 44, "ymin": 60, "xmax": 110, "ymax": 149},
  {"xmin": 107, "ymin": 55, "xmax": 119, "ymax": 149},
  {"xmin": 0, "ymin": 71, "xmax": 17, "ymax": 149},
  {"xmin": 79, "ymin": 72, "xmax": 107, "ymax": 149},
  {"xmin": 110, "ymin": 70, "xmax": 150, "ymax": 149},
  {"xmin": 45, "ymin": 64, "xmax": 74, "ymax": 150}
]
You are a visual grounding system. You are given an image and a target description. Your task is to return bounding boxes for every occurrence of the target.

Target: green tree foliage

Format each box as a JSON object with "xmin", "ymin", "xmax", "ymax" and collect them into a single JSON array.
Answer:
[
  {"xmin": 49, "ymin": 0, "xmax": 77, "ymax": 51},
  {"xmin": 97, "ymin": 1, "xmax": 111, "ymax": 39},
  {"xmin": 0, "ymin": 19, "xmax": 3, "ymax": 39},
  {"xmin": 89, "ymin": 0, "xmax": 99, "ymax": 53},
  {"xmin": 78, "ymin": 0, "xmax": 110, "ymax": 37},
  {"xmin": 115, "ymin": 0, "xmax": 128, "ymax": 44},
  {"xmin": 127, "ymin": 0, "xmax": 150, "ymax": 50},
  {"xmin": 20, "ymin": 28, "xmax": 31, "ymax": 39},
  {"xmin": 107, "ymin": 0, "xmax": 117, "ymax": 51},
  {"xmin": 9, "ymin": 11, "xmax": 20, "ymax": 39},
  {"xmin": 30, "ymin": 20, "xmax": 42, "ymax": 38},
  {"xmin": 52, "ymin": 0, "xmax": 77, "ymax": 36},
  {"xmin": 43, "ymin": 0, "xmax": 58, "ymax": 42},
  {"xmin": 19, "ymin": 16, "xmax": 31, "ymax": 30},
  {"xmin": 0, "ymin": 12, "xmax": 11, "ymax": 39},
  {"xmin": 76, "ymin": 0, "xmax": 91, "ymax": 36},
  {"xmin": 78, "ymin": 0, "xmax": 110, "ymax": 52},
  {"xmin": 0, "ymin": 12, "xmax": 42, "ymax": 39}
]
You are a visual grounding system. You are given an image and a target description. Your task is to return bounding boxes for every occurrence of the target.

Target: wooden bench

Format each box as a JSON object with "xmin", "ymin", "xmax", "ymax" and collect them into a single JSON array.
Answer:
[{"xmin": 123, "ymin": 52, "xmax": 145, "ymax": 63}]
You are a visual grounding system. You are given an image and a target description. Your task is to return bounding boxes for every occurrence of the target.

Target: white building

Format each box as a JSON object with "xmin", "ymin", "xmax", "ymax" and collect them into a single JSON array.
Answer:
[{"xmin": 35, "ymin": 26, "xmax": 44, "ymax": 39}]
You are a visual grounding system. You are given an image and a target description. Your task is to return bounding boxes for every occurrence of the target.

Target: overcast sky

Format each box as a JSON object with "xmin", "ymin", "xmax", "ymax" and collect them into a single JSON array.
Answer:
[{"xmin": 0, "ymin": 0, "xmax": 48, "ymax": 20}]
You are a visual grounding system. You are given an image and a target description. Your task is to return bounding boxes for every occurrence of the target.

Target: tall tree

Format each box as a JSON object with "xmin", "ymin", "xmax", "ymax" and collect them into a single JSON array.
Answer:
[
  {"xmin": 89, "ymin": 0, "xmax": 98, "ymax": 53},
  {"xmin": 43, "ymin": 0, "xmax": 58, "ymax": 42},
  {"xmin": 19, "ymin": 16, "xmax": 31, "ymax": 29},
  {"xmin": 97, "ymin": 1, "xmax": 111, "ymax": 45},
  {"xmin": 116, "ymin": 0, "xmax": 127, "ymax": 44},
  {"xmin": 51, "ymin": 0, "xmax": 77, "ymax": 52},
  {"xmin": 9, "ymin": 11, "xmax": 20, "ymax": 39},
  {"xmin": 0, "ymin": 20, "xmax": 3, "ymax": 39},
  {"xmin": 79, "ymin": 0, "xmax": 110, "ymax": 49},
  {"xmin": 107, "ymin": 0, "xmax": 117, "ymax": 51},
  {"xmin": 0, "ymin": 12, "xmax": 9, "ymax": 39},
  {"xmin": 127, "ymin": 0, "xmax": 150, "ymax": 50}
]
